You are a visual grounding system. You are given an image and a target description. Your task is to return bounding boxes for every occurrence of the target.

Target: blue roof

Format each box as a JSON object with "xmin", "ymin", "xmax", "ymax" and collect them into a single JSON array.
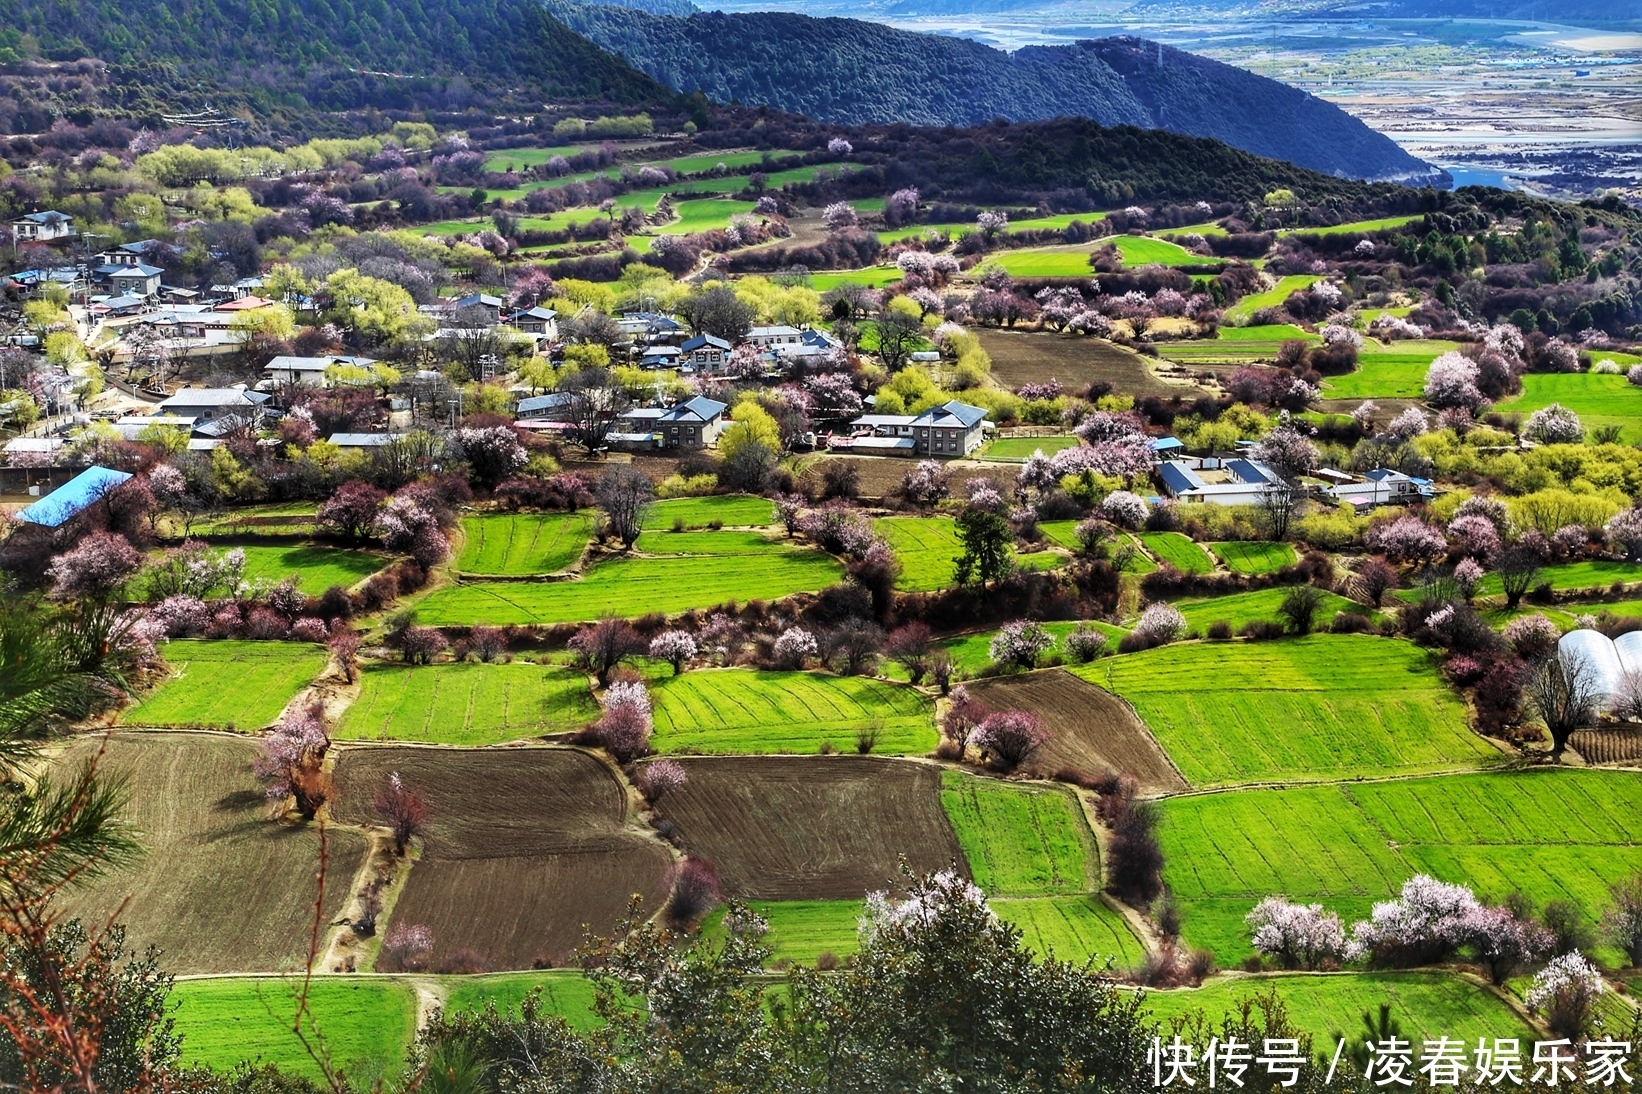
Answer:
[
  {"xmin": 662, "ymin": 396, "xmax": 727, "ymax": 423},
  {"xmin": 1149, "ymin": 437, "xmax": 1184, "ymax": 451},
  {"xmin": 1158, "ymin": 462, "xmax": 1204, "ymax": 495},
  {"xmin": 18, "ymin": 466, "xmax": 133, "ymax": 527},
  {"xmin": 1226, "ymin": 459, "xmax": 1278, "ymax": 485}
]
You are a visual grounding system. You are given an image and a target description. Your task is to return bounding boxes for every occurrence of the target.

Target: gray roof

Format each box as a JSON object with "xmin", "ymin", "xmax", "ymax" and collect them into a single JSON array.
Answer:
[
  {"xmin": 17, "ymin": 210, "xmax": 71, "ymax": 225},
  {"xmin": 103, "ymin": 295, "xmax": 148, "ymax": 310},
  {"xmin": 661, "ymin": 396, "xmax": 727, "ymax": 424},
  {"xmin": 681, "ymin": 334, "xmax": 731, "ymax": 352},
  {"xmin": 264, "ymin": 354, "xmax": 377, "ymax": 373},
  {"xmin": 910, "ymin": 400, "xmax": 987, "ymax": 429},
  {"xmin": 110, "ymin": 263, "xmax": 165, "ymax": 278},
  {"xmin": 455, "ymin": 293, "xmax": 504, "ymax": 309},
  {"xmin": 328, "ymin": 432, "xmax": 398, "ymax": 447},
  {"xmin": 159, "ymin": 388, "xmax": 270, "ymax": 409},
  {"xmin": 517, "ymin": 392, "xmax": 574, "ymax": 414},
  {"xmin": 513, "ymin": 306, "xmax": 558, "ymax": 321},
  {"xmin": 1225, "ymin": 459, "xmax": 1279, "ymax": 486}
]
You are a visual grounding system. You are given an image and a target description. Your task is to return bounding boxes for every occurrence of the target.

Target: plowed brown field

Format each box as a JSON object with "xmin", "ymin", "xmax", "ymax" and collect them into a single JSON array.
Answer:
[
  {"xmin": 962, "ymin": 669, "xmax": 1187, "ymax": 795},
  {"xmin": 977, "ymin": 329, "xmax": 1191, "ymax": 396},
  {"xmin": 1571, "ymin": 727, "xmax": 1642, "ymax": 765},
  {"xmin": 654, "ymin": 756, "xmax": 962, "ymax": 899},
  {"xmin": 56, "ymin": 732, "xmax": 365, "ymax": 974},
  {"xmin": 332, "ymin": 746, "xmax": 672, "ymax": 970}
]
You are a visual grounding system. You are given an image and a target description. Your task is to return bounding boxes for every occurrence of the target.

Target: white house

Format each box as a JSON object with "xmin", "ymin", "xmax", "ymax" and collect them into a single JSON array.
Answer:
[
  {"xmin": 680, "ymin": 334, "xmax": 731, "ymax": 369},
  {"xmin": 656, "ymin": 396, "xmax": 728, "ymax": 449},
  {"xmin": 745, "ymin": 325, "xmax": 802, "ymax": 350},
  {"xmin": 841, "ymin": 400, "xmax": 988, "ymax": 457},
  {"xmin": 263, "ymin": 354, "xmax": 377, "ymax": 387},
  {"xmin": 11, "ymin": 211, "xmax": 74, "ymax": 243},
  {"xmin": 507, "ymin": 306, "xmax": 558, "ymax": 338},
  {"xmin": 1326, "ymin": 468, "xmax": 1434, "ymax": 509}
]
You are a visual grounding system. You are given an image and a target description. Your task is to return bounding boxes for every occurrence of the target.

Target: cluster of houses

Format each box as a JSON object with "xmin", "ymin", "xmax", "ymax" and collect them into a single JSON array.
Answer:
[{"xmin": 1156, "ymin": 451, "xmax": 1432, "ymax": 509}]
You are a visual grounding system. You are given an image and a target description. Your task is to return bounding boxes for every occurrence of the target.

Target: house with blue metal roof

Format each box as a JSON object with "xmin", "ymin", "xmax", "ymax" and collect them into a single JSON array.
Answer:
[
  {"xmin": 1156, "ymin": 457, "xmax": 1284, "ymax": 505},
  {"xmin": 17, "ymin": 466, "xmax": 133, "ymax": 528}
]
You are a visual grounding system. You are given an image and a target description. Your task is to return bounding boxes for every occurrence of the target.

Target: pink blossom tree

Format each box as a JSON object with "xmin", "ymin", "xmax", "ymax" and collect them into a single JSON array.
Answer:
[
  {"xmin": 452, "ymin": 425, "xmax": 528, "ymax": 490},
  {"xmin": 1251, "ymin": 423, "xmax": 1320, "ymax": 480},
  {"xmin": 1100, "ymin": 491, "xmax": 1148, "ymax": 530},
  {"xmin": 884, "ymin": 188, "xmax": 919, "ymax": 227},
  {"xmin": 649, "ymin": 630, "xmax": 697, "ymax": 675},
  {"xmin": 900, "ymin": 461, "xmax": 950, "ymax": 506},
  {"xmin": 823, "ymin": 202, "xmax": 859, "ymax": 231},
  {"xmin": 1366, "ymin": 515, "xmax": 1448, "ymax": 566},
  {"xmin": 1452, "ymin": 904, "xmax": 1552, "ymax": 985},
  {"xmin": 637, "ymin": 759, "xmax": 688, "ymax": 802},
  {"xmin": 1453, "ymin": 557, "xmax": 1485, "ymax": 602},
  {"xmin": 1524, "ymin": 403, "xmax": 1583, "ymax": 445},
  {"xmin": 771, "ymin": 626, "xmax": 818, "ymax": 670},
  {"xmin": 1423, "ymin": 351, "xmax": 1488, "ymax": 412},
  {"xmin": 317, "ymin": 480, "xmax": 387, "ymax": 541},
  {"xmin": 989, "ymin": 621, "xmax": 1055, "ymax": 671},
  {"xmin": 1246, "ymin": 897, "xmax": 1347, "ymax": 970},
  {"xmin": 1446, "ymin": 514, "xmax": 1500, "ymax": 561},
  {"xmin": 594, "ymin": 680, "xmax": 652, "ymax": 761},
  {"xmin": 971, "ymin": 710, "xmax": 1050, "ymax": 771},
  {"xmin": 253, "ymin": 704, "xmax": 332, "ymax": 820},
  {"xmin": 1345, "ymin": 875, "xmax": 1478, "ymax": 967},
  {"xmin": 1525, "ymin": 951, "xmax": 1605, "ymax": 1040},
  {"xmin": 48, "ymin": 532, "xmax": 143, "ymax": 600},
  {"xmin": 1133, "ymin": 602, "xmax": 1186, "ymax": 644},
  {"xmin": 1606, "ymin": 507, "xmax": 1642, "ymax": 562}
]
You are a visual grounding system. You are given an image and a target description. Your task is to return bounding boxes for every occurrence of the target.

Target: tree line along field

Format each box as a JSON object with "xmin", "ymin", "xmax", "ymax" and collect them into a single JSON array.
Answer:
[
  {"xmin": 334, "ymin": 662, "xmax": 599, "ymax": 745},
  {"xmin": 1074, "ymin": 635, "xmax": 1503, "ymax": 787},
  {"xmin": 648, "ymin": 668, "xmax": 936, "ymax": 755},
  {"xmin": 413, "ymin": 549, "xmax": 844, "ymax": 626},
  {"xmin": 53, "ymin": 734, "xmax": 365, "ymax": 975},
  {"xmin": 876, "ymin": 516, "xmax": 1064, "ymax": 592},
  {"xmin": 455, "ymin": 512, "xmax": 594, "ymax": 575},
  {"xmin": 1154, "ymin": 769, "xmax": 1642, "ymax": 965},
  {"xmin": 119, "ymin": 640, "xmax": 328, "ymax": 730}
]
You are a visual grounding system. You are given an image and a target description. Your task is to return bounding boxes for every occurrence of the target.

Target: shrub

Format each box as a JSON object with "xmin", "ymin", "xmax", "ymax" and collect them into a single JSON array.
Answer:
[
  {"xmin": 1329, "ymin": 612, "xmax": 1371, "ymax": 634},
  {"xmin": 1106, "ymin": 800, "xmax": 1164, "ymax": 904},
  {"xmin": 1276, "ymin": 585, "xmax": 1325, "ymax": 635},
  {"xmin": 971, "ymin": 710, "xmax": 1050, "ymax": 771},
  {"xmin": 1062, "ymin": 623, "xmax": 1108, "ymax": 662},
  {"xmin": 637, "ymin": 759, "xmax": 687, "ymax": 802},
  {"xmin": 666, "ymin": 857, "xmax": 722, "ymax": 926},
  {"xmin": 150, "ymin": 595, "xmax": 210, "ymax": 637},
  {"xmin": 290, "ymin": 617, "xmax": 329, "ymax": 642},
  {"xmin": 1133, "ymin": 602, "xmax": 1186, "ymax": 644},
  {"xmin": 437, "ymin": 947, "xmax": 492, "ymax": 975},
  {"xmin": 1240, "ymin": 619, "xmax": 1286, "ymax": 641},
  {"xmin": 469, "ymin": 624, "xmax": 508, "ymax": 663},
  {"xmin": 989, "ymin": 620, "xmax": 1055, "ymax": 671},
  {"xmin": 855, "ymin": 724, "xmax": 880, "ymax": 754},
  {"xmin": 1205, "ymin": 620, "xmax": 1233, "ymax": 641},
  {"xmin": 381, "ymin": 923, "xmax": 434, "ymax": 972},
  {"xmin": 884, "ymin": 622, "xmax": 935, "ymax": 684}
]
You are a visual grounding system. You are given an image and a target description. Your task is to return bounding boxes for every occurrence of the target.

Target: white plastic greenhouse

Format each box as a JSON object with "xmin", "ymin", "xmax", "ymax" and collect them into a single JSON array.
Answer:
[{"xmin": 1557, "ymin": 629, "xmax": 1642, "ymax": 710}]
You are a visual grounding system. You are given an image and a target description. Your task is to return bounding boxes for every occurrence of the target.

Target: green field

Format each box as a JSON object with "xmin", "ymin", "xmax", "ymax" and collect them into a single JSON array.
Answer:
[
  {"xmin": 1155, "ymin": 769, "xmax": 1642, "ymax": 963},
  {"xmin": 1171, "ymin": 587, "xmax": 1372, "ymax": 633},
  {"xmin": 649, "ymin": 668, "xmax": 934, "ymax": 754},
  {"xmin": 482, "ymin": 145, "xmax": 593, "ymax": 172},
  {"xmin": 1075, "ymin": 635, "xmax": 1500, "ymax": 788},
  {"xmin": 415, "ymin": 550, "xmax": 843, "ymax": 625},
  {"xmin": 704, "ymin": 900, "xmax": 866, "ymax": 964},
  {"xmin": 1139, "ymin": 532, "xmax": 1215, "ymax": 574},
  {"xmin": 635, "ymin": 529, "xmax": 784, "ymax": 556},
  {"xmin": 1210, "ymin": 541, "xmax": 1298, "ymax": 574},
  {"xmin": 1217, "ymin": 323, "xmax": 1319, "ymax": 343},
  {"xmin": 1225, "ymin": 276, "xmax": 1321, "ymax": 322},
  {"xmin": 877, "ymin": 516, "xmax": 1064, "ymax": 592},
  {"xmin": 443, "ymin": 970, "xmax": 605, "ymax": 1031},
  {"xmin": 155, "ymin": 544, "xmax": 381, "ymax": 597},
  {"xmin": 1113, "ymin": 236, "xmax": 1208, "ymax": 268},
  {"xmin": 172, "ymin": 977, "xmax": 417, "ymax": 1080},
  {"xmin": 1323, "ymin": 341, "xmax": 1458, "ymax": 400},
  {"xmin": 983, "ymin": 435, "xmax": 1080, "ymax": 459},
  {"xmin": 121, "ymin": 640, "xmax": 327, "ymax": 729},
  {"xmin": 1144, "ymin": 971, "xmax": 1535, "ymax": 1048},
  {"xmin": 1283, "ymin": 214, "xmax": 1423, "ymax": 238},
  {"xmin": 994, "ymin": 896, "xmax": 1147, "ymax": 967},
  {"xmin": 456, "ymin": 512, "xmax": 593, "ymax": 575},
  {"xmin": 655, "ymin": 197, "xmax": 757, "ymax": 236},
  {"xmin": 335, "ymin": 663, "xmax": 597, "ymax": 745},
  {"xmin": 1038, "ymin": 524, "xmax": 1156, "ymax": 573},
  {"xmin": 988, "ymin": 246, "xmax": 1099, "ymax": 278},
  {"xmin": 940, "ymin": 770, "xmax": 1091, "ymax": 895},
  {"xmin": 642, "ymin": 495, "xmax": 775, "ymax": 529},
  {"xmin": 808, "ymin": 268, "xmax": 905, "ymax": 291},
  {"xmin": 173, "ymin": 501, "xmax": 317, "ymax": 538},
  {"xmin": 1499, "ymin": 372, "xmax": 1642, "ymax": 443},
  {"xmin": 1394, "ymin": 560, "xmax": 1642, "ymax": 604}
]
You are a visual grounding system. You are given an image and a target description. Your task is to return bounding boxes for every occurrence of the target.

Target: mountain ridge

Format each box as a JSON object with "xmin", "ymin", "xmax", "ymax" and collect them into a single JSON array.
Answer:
[{"xmin": 546, "ymin": 1, "xmax": 1438, "ymax": 183}]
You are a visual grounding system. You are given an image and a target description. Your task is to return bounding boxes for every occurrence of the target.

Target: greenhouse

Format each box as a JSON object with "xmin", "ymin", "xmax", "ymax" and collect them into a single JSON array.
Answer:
[{"xmin": 1558, "ymin": 629, "xmax": 1642, "ymax": 711}]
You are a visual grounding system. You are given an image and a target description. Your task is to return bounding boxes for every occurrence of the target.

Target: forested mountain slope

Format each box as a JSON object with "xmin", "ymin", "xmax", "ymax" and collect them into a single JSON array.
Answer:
[
  {"xmin": 0, "ymin": 0, "xmax": 665, "ymax": 104},
  {"xmin": 546, "ymin": 3, "xmax": 1438, "ymax": 182}
]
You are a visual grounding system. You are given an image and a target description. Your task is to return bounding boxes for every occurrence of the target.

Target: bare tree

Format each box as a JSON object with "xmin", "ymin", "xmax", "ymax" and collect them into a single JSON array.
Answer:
[
  {"xmin": 563, "ymin": 367, "xmax": 630, "ymax": 455},
  {"xmin": 595, "ymin": 466, "xmax": 654, "ymax": 549},
  {"xmin": 1497, "ymin": 546, "xmax": 1543, "ymax": 610},
  {"xmin": 1258, "ymin": 483, "xmax": 1295, "ymax": 542},
  {"xmin": 438, "ymin": 305, "xmax": 507, "ymax": 381},
  {"xmin": 568, "ymin": 617, "xmax": 646, "ymax": 686},
  {"xmin": 1525, "ymin": 648, "xmax": 1602, "ymax": 762},
  {"xmin": 1613, "ymin": 669, "xmax": 1642, "ymax": 723}
]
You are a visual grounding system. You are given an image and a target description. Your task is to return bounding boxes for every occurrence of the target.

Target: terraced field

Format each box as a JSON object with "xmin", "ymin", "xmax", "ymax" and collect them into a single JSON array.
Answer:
[
  {"xmin": 335, "ymin": 663, "xmax": 598, "ymax": 745},
  {"xmin": 1224, "ymin": 275, "xmax": 1321, "ymax": 322},
  {"xmin": 1154, "ymin": 769, "xmax": 1642, "ymax": 964},
  {"xmin": 1323, "ymin": 341, "xmax": 1459, "ymax": 400},
  {"xmin": 1210, "ymin": 541, "xmax": 1297, "ymax": 574},
  {"xmin": 456, "ymin": 512, "xmax": 593, "ymax": 575},
  {"xmin": 120, "ymin": 640, "xmax": 327, "ymax": 729},
  {"xmin": 940, "ymin": 771, "xmax": 1092, "ymax": 895},
  {"xmin": 877, "ymin": 515, "xmax": 1064, "ymax": 592},
  {"xmin": 1171, "ymin": 587, "xmax": 1371, "ymax": 633},
  {"xmin": 634, "ymin": 529, "xmax": 783, "ymax": 556},
  {"xmin": 649, "ymin": 668, "xmax": 934, "ymax": 754},
  {"xmin": 414, "ymin": 550, "xmax": 843, "ymax": 625},
  {"xmin": 1145, "ymin": 971, "xmax": 1535, "ymax": 1048},
  {"xmin": 1139, "ymin": 532, "xmax": 1215, "ymax": 574},
  {"xmin": 1499, "ymin": 371, "xmax": 1642, "ymax": 443},
  {"xmin": 1075, "ymin": 635, "xmax": 1501, "ymax": 787},
  {"xmin": 642, "ymin": 494, "xmax": 776, "ymax": 529}
]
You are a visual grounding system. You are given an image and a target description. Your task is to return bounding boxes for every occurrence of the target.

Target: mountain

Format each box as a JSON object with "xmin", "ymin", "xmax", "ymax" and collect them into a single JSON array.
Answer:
[
  {"xmin": 0, "ymin": 0, "xmax": 666, "ymax": 105},
  {"xmin": 545, "ymin": 3, "xmax": 1436, "ymax": 182}
]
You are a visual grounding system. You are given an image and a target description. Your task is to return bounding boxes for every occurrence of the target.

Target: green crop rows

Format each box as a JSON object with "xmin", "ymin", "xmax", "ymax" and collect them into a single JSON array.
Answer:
[{"xmin": 649, "ymin": 668, "xmax": 934, "ymax": 754}]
